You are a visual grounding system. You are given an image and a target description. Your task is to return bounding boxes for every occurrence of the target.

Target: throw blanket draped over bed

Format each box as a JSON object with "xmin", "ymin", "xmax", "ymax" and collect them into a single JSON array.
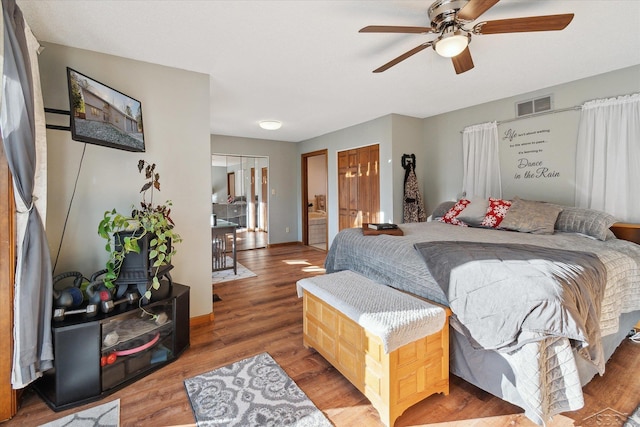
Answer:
[
  {"xmin": 325, "ymin": 222, "xmax": 640, "ymax": 424},
  {"xmin": 414, "ymin": 241, "xmax": 607, "ymax": 373}
]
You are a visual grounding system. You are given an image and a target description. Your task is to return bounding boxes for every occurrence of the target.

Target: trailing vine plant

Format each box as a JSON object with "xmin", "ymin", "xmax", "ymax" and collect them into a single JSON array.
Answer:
[{"xmin": 98, "ymin": 160, "xmax": 182, "ymax": 304}]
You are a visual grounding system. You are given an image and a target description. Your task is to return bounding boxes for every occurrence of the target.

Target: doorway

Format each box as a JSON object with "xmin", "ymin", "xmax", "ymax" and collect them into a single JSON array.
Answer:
[
  {"xmin": 301, "ymin": 150, "xmax": 328, "ymax": 251},
  {"xmin": 212, "ymin": 154, "xmax": 268, "ymax": 251}
]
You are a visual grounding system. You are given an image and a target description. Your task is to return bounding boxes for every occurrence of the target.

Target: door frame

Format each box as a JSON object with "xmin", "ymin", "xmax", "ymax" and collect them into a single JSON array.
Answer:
[
  {"xmin": 1, "ymin": 146, "xmax": 17, "ymax": 420},
  {"xmin": 260, "ymin": 166, "xmax": 268, "ymax": 232},
  {"xmin": 212, "ymin": 154, "xmax": 269, "ymax": 249},
  {"xmin": 227, "ymin": 172, "xmax": 235, "ymax": 199},
  {"xmin": 301, "ymin": 149, "xmax": 328, "ymax": 247}
]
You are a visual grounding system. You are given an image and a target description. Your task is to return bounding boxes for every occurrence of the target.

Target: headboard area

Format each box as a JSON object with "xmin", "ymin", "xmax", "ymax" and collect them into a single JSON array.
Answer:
[{"xmin": 610, "ymin": 223, "xmax": 640, "ymax": 245}]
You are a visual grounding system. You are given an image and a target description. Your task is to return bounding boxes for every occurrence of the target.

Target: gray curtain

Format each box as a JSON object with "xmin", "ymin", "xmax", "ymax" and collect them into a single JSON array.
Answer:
[{"xmin": 1, "ymin": 0, "xmax": 53, "ymax": 387}]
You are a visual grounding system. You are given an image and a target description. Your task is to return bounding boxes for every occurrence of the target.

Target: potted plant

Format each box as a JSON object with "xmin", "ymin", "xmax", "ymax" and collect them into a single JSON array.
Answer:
[{"xmin": 98, "ymin": 160, "xmax": 182, "ymax": 304}]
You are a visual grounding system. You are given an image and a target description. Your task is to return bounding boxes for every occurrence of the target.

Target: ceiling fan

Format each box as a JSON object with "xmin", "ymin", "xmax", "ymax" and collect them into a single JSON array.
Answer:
[{"xmin": 360, "ymin": 0, "xmax": 574, "ymax": 74}]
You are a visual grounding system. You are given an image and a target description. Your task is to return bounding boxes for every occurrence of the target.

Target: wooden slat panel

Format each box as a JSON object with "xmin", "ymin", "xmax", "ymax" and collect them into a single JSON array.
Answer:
[
  {"xmin": 369, "ymin": 144, "xmax": 380, "ymax": 224},
  {"xmin": 337, "ymin": 151, "xmax": 351, "ymax": 230},
  {"xmin": 337, "ymin": 145, "xmax": 380, "ymax": 230},
  {"xmin": 303, "ymin": 287, "xmax": 448, "ymax": 427}
]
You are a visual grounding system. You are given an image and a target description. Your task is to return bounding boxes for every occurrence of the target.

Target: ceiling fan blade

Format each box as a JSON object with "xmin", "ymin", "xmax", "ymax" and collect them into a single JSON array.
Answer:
[
  {"xmin": 474, "ymin": 14, "xmax": 574, "ymax": 34},
  {"xmin": 452, "ymin": 46, "xmax": 474, "ymax": 74},
  {"xmin": 457, "ymin": 0, "xmax": 500, "ymax": 22},
  {"xmin": 373, "ymin": 42, "xmax": 433, "ymax": 73},
  {"xmin": 359, "ymin": 25, "xmax": 435, "ymax": 34}
]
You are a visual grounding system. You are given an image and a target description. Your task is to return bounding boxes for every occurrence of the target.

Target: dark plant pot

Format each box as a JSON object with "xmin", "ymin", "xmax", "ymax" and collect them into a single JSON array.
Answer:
[{"xmin": 113, "ymin": 230, "xmax": 173, "ymax": 303}]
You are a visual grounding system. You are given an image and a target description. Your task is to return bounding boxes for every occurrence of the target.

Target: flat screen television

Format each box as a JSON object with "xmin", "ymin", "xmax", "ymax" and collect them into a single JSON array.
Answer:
[{"xmin": 66, "ymin": 67, "xmax": 145, "ymax": 152}]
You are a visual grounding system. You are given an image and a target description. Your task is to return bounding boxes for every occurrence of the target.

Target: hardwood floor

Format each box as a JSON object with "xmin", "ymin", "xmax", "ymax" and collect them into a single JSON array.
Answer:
[
  {"xmin": 234, "ymin": 229, "xmax": 267, "ymax": 251},
  {"xmin": 5, "ymin": 245, "xmax": 639, "ymax": 426}
]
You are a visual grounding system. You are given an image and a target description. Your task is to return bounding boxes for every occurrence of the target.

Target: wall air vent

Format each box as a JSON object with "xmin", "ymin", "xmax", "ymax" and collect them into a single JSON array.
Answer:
[{"xmin": 516, "ymin": 95, "xmax": 553, "ymax": 117}]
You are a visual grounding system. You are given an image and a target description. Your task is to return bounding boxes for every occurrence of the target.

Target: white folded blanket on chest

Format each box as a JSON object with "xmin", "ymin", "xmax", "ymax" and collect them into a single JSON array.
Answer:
[{"xmin": 297, "ymin": 270, "xmax": 446, "ymax": 353}]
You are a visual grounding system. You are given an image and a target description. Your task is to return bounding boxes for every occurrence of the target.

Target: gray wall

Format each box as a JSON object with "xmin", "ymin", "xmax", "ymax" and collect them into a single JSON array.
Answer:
[
  {"xmin": 40, "ymin": 43, "xmax": 213, "ymax": 317},
  {"xmin": 422, "ymin": 65, "xmax": 640, "ymax": 214},
  {"xmin": 211, "ymin": 135, "xmax": 299, "ymax": 244},
  {"xmin": 299, "ymin": 114, "xmax": 428, "ymax": 246},
  {"xmin": 296, "ymin": 66, "xmax": 639, "ymax": 246},
  {"xmin": 390, "ymin": 115, "xmax": 425, "ymax": 222},
  {"xmin": 211, "ymin": 166, "xmax": 227, "ymax": 203},
  {"xmin": 300, "ymin": 115, "xmax": 394, "ymax": 244}
]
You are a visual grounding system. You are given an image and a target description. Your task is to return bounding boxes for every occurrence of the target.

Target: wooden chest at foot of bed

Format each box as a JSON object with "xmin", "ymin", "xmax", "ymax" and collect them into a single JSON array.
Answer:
[{"xmin": 301, "ymin": 287, "xmax": 450, "ymax": 427}]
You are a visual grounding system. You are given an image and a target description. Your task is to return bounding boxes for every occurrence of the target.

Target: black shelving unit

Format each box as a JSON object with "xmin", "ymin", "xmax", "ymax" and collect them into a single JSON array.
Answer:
[{"xmin": 34, "ymin": 283, "xmax": 190, "ymax": 411}]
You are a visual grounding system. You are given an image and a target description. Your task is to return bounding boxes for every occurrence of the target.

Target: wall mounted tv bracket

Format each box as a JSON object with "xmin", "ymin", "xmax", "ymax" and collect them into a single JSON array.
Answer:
[{"xmin": 44, "ymin": 108, "xmax": 71, "ymax": 131}]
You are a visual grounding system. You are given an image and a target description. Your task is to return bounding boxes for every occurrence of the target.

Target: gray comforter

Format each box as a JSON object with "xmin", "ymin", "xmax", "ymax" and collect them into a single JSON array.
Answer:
[
  {"xmin": 325, "ymin": 221, "xmax": 639, "ymax": 337},
  {"xmin": 414, "ymin": 241, "xmax": 606, "ymax": 371}
]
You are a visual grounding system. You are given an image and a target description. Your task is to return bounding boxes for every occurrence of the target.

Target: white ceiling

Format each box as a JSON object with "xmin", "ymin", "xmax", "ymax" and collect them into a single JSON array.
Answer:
[{"xmin": 16, "ymin": 0, "xmax": 640, "ymax": 143}]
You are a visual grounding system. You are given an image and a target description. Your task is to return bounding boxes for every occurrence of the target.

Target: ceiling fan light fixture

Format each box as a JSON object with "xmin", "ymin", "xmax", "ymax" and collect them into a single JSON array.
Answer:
[
  {"xmin": 434, "ymin": 27, "xmax": 469, "ymax": 57},
  {"xmin": 259, "ymin": 120, "xmax": 282, "ymax": 130}
]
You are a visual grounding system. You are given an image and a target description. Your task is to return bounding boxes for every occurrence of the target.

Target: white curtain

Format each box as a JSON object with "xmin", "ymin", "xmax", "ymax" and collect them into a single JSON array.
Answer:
[
  {"xmin": 462, "ymin": 121, "xmax": 501, "ymax": 198},
  {"xmin": 575, "ymin": 93, "xmax": 640, "ymax": 222}
]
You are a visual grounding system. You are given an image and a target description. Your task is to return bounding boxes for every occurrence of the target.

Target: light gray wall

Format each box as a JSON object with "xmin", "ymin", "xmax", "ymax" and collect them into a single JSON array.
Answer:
[
  {"xmin": 210, "ymin": 135, "xmax": 299, "ymax": 244},
  {"xmin": 299, "ymin": 114, "xmax": 429, "ymax": 246},
  {"xmin": 422, "ymin": 65, "xmax": 640, "ymax": 214},
  {"xmin": 211, "ymin": 166, "xmax": 227, "ymax": 203},
  {"xmin": 40, "ymin": 43, "xmax": 213, "ymax": 318},
  {"xmin": 300, "ymin": 115, "xmax": 394, "ymax": 245},
  {"xmin": 390, "ymin": 115, "xmax": 426, "ymax": 222}
]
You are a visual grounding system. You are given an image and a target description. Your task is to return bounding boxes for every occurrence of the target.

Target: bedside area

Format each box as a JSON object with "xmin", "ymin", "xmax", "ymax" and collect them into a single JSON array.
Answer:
[
  {"xmin": 610, "ymin": 223, "xmax": 640, "ymax": 330},
  {"xmin": 610, "ymin": 222, "xmax": 640, "ymax": 245}
]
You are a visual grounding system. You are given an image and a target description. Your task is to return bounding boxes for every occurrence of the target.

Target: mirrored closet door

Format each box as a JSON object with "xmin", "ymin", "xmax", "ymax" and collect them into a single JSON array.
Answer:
[{"xmin": 212, "ymin": 154, "xmax": 268, "ymax": 250}]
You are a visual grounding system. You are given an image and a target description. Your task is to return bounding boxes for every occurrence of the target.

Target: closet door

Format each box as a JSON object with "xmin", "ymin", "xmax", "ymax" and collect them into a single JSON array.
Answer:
[
  {"xmin": 338, "ymin": 150, "xmax": 357, "ymax": 230},
  {"xmin": 338, "ymin": 145, "xmax": 379, "ymax": 230},
  {"xmin": 367, "ymin": 144, "xmax": 380, "ymax": 224}
]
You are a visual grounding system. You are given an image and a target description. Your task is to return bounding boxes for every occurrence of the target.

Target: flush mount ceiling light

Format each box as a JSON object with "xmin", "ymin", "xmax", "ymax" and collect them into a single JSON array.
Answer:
[
  {"xmin": 434, "ymin": 26, "xmax": 469, "ymax": 58},
  {"xmin": 259, "ymin": 120, "xmax": 282, "ymax": 130}
]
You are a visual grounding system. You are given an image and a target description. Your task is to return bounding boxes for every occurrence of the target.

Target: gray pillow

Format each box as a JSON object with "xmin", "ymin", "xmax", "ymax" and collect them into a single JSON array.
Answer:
[
  {"xmin": 431, "ymin": 201, "xmax": 456, "ymax": 219},
  {"xmin": 500, "ymin": 197, "xmax": 563, "ymax": 235},
  {"xmin": 555, "ymin": 206, "xmax": 618, "ymax": 241},
  {"xmin": 457, "ymin": 197, "xmax": 490, "ymax": 226}
]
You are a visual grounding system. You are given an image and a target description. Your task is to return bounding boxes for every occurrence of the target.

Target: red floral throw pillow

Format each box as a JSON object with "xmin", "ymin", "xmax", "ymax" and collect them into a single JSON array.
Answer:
[
  {"xmin": 481, "ymin": 197, "xmax": 512, "ymax": 228},
  {"xmin": 439, "ymin": 199, "xmax": 471, "ymax": 226}
]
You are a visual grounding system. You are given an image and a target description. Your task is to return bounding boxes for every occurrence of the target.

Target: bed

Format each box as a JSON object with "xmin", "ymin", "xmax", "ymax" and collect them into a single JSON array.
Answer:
[
  {"xmin": 325, "ymin": 197, "xmax": 640, "ymax": 425},
  {"xmin": 309, "ymin": 195, "xmax": 327, "ymax": 246}
]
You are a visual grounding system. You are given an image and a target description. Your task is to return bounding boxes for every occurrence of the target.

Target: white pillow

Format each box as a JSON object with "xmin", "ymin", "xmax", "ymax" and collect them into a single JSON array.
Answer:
[{"xmin": 457, "ymin": 197, "xmax": 490, "ymax": 226}]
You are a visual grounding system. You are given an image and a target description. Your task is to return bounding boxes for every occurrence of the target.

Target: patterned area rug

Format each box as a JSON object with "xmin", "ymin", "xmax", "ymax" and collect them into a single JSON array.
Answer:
[
  {"xmin": 38, "ymin": 399, "xmax": 119, "ymax": 427},
  {"xmin": 184, "ymin": 352, "xmax": 332, "ymax": 427},
  {"xmin": 212, "ymin": 257, "xmax": 257, "ymax": 284}
]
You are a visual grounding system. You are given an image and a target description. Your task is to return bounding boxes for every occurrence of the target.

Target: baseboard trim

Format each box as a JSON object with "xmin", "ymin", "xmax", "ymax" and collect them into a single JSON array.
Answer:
[
  {"xmin": 267, "ymin": 241, "xmax": 302, "ymax": 248},
  {"xmin": 190, "ymin": 312, "xmax": 214, "ymax": 327}
]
